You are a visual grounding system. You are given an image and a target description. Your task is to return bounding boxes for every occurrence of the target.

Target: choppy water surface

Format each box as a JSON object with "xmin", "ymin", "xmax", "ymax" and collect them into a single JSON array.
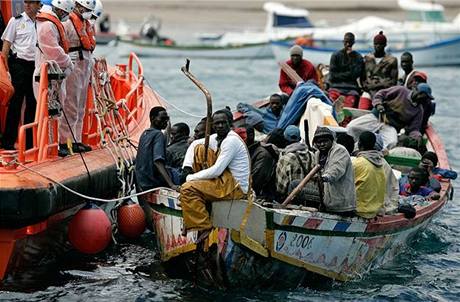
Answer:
[{"xmin": 1, "ymin": 46, "xmax": 459, "ymax": 301}]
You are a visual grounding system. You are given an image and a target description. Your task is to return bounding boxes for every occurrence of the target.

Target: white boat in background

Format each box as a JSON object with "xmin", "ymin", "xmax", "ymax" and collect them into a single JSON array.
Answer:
[
  {"xmin": 271, "ymin": 36, "xmax": 460, "ymax": 67},
  {"xmin": 197, "ymin": 2, "xmax": 316, "ymax": 47},
  {"xmin": 117, "ymin": 39, "xmax": 274, "ymax": 59},
  {"xmin": 311, "ymin": 0, "xmax": 460, "ymax": 48},
  {"xmin": 200, "ymin": 1, "xmax": 460, "ymax": 50}
]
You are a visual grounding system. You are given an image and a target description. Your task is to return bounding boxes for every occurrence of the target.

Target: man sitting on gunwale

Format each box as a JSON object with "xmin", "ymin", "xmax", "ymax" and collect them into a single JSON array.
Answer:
[{"xmin": 180, "ymin": 109, "xmax": 250, "ymax": 240}]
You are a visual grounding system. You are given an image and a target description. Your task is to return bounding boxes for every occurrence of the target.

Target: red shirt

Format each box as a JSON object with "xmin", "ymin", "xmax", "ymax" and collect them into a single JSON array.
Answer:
[{"xmin": 278, "ymin": 59, "xmax": 318, "ymax": 96}]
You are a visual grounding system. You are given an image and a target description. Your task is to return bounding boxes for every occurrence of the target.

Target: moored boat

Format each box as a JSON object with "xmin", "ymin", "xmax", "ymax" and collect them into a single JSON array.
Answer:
[
  {"xmin": 0, "ymin": 50, "xmax": 163, "ymax": 282},
  {"xmin": 95, "ymin": 31, "xmax": 119, "ymax": 45},
  {"xmin": 117, "ymin": 39, "xmax": 274, "ymax": 60},
  {"xmin": 139, "ymin": 96, "xmax": 453, "ymax": 288},
  {"xmin": 271, "ymin": 36, "xmax": 460, "ymax": 67}
]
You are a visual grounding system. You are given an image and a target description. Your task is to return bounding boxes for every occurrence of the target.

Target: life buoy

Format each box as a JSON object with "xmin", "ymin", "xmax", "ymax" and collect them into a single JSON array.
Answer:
[
  {"xmin": 69, "ymin": 12, "xmax": 96, "ymax": 52},
  {"xmin": 36, "ymin": 12, "xmax": 70, "ymax": 53}
]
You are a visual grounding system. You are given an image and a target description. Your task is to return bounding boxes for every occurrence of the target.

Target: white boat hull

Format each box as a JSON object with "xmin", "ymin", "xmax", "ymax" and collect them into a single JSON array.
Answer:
[
  {"xmin": 118, "ymin": 40, "xmax": 274, "ymax": 59},
  {"xmin": 271, "ymin": 37, "xmax": 460, "ymax": 67}
]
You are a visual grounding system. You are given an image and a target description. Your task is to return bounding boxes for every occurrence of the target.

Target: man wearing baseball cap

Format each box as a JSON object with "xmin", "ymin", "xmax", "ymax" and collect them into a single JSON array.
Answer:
[
  {"xmin": 359, "ymin": 31, "xmax": 398, "ymax": 110},
  {"xmin": 347, "ymin": 83, "xmax": 434, "ymax": 149}
]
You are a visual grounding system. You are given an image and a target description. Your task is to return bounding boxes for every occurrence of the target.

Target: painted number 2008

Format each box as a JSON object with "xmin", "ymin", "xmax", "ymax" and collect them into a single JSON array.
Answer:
[{"xmin": 289, "ymin": 233, "xmax": 314, "ymax": 249}]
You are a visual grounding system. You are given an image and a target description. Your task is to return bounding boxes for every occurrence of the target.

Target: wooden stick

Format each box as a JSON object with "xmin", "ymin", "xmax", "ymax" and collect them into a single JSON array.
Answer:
[
  {"xmin": 278, "ymin": 61, "xmax": 303, "ymax": 84},
  {"xmin": 281, "ymin": 164, "xmax": 321, "ymax": 208},
  {"xmin": 181, "ymin": 59, "xmax": 212, "ymax": 165}
]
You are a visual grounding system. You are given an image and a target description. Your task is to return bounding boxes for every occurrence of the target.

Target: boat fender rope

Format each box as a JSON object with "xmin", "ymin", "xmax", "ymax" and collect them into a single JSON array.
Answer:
[
  {"xmin": 12, "ymin": 160, "xmax": 169, "ymax": 203},
  {"xmin": 144, "ymin": 78, "xmax": 203, "ymax": 118}
]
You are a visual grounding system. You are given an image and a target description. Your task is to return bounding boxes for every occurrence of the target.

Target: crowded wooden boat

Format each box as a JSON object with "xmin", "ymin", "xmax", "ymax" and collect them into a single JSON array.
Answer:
[{"xmin": 137, "ymin": 33, "xmax": 457, "ymax": 288}]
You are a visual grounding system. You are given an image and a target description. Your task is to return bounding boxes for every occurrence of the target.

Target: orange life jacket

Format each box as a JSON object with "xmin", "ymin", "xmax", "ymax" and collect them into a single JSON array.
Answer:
[
  {"xmin": 69, "ymin": 12, "xmax": 96, "ymax": 52},
  {"xmin": 36, "ymin": 12, "xmax": 69, "ymax": 53}
]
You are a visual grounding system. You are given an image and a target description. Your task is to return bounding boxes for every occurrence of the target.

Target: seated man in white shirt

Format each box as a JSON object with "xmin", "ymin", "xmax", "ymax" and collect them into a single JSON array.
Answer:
[{"xmin": 180, "ymin": 109, "xmax": 250, "ymax": 240}]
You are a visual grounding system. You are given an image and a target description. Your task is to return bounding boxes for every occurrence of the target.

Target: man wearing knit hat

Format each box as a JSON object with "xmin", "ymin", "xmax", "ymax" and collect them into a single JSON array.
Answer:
[
  {"xmin": 313, "ymin": 127, "xmax": 356, "ymax": 216},
  {"xmin": 359, "ymin": 31, "xmax": 398, "ymax": 110},
  {"xmin": 278, "ymin": 44, "xmax": 318, "ymax": 96}
]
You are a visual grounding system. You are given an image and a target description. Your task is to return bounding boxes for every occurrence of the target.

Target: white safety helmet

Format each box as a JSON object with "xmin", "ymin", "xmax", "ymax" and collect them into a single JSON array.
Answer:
[
  {"xmin": 92, "ymin": 0, "xmax": 103, "ymax": 19},
  {"xmin": 75, "ymin": 0, "xmax": 96, "ymax": 11},
  {"xmin": 51, "ymin": 0, "xmax": 75, "ymax": 13}
]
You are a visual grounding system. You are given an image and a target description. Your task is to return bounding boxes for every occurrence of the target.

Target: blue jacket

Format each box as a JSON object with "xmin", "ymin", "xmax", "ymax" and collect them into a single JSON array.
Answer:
[{"xmin": 277, "ymin": 82, "xmax": 332, "ymax": 130}]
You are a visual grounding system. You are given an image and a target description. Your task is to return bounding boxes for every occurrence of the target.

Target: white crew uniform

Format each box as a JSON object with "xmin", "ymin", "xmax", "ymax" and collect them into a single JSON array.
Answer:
[
  {"xmin": 33, "ymin": 10, "xmax": 73, "ymax": 99},
  {"xmin": 1, "ymin": 12, "xmax": 37, "ymax": 149},
  {"xmin": 2, "ymin": 12, "xmax": 36, "ymax": 61},
  {"xmin": 59, "ymin": 16, "xmax": 93, "ymax": 144}
]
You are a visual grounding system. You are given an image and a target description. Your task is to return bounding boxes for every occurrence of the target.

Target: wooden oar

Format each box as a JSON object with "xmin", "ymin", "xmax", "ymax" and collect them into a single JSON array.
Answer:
[
  {"xmin": 181, "ymin": 59, "xmax": 212, "ymax": 165},
  {"xmin": 278, "ymin": 61, "xmax": 303, "ymax": 84},
  {"xmin": 281, "ymin": 164, "xmax": 321, "ymax": 208}
]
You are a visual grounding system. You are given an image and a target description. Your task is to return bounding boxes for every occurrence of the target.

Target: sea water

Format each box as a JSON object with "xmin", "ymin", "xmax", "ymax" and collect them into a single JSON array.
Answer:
[{"xmin": 0, "ymin": 45, "xmax": 459, "ymax": 301}]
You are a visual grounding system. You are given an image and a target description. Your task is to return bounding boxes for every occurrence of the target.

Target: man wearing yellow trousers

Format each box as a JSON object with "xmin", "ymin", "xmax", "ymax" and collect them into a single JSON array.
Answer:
[{"xmin": 180, "ymin": 109, "xmax": 250, "ymax": 241}]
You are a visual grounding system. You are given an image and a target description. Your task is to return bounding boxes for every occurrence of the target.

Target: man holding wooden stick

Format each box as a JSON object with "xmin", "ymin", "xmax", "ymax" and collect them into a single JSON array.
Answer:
[{"xmin": 313, "ymin": 127, "xmax": 356, "ymax": 216}]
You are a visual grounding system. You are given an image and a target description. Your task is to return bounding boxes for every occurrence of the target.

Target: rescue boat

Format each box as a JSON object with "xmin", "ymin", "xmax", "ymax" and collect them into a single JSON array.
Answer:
[
  {"xmin": 0, "ymin": 2, "xmax": 162, "ymax": 281},
  {"xmin": 139, "ymin": 84, "xmax": 453, "ymax": 289}
]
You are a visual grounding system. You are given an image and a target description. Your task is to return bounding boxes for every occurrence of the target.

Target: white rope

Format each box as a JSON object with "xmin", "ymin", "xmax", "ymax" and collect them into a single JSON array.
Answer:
[
  {"xmin": 162, "ymin": 98, "xmax": 203, "ymax": 118},
  {"xmin": 145, "ymin": 79, "xmax": 203, "ymax": 118},
  {"xmin": 13, "ymin": 161, "xmax": 172, "ymax": 203}
]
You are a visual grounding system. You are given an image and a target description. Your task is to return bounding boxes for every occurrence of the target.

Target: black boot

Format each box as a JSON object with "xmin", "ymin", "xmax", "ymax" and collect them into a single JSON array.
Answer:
[
  {"xmin": 58, "ymin": 144, "xmax": 71, "ymax": 157},
  {"xmin": 72, "ymin": 142, "xmax": 92, "ymax": 153}
]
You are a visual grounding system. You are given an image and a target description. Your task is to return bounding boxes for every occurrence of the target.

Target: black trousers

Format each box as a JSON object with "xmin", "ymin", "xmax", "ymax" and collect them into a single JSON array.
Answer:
[{"xmin": 2, "ymin": 56, "xmax": 36, "ymax": 149}]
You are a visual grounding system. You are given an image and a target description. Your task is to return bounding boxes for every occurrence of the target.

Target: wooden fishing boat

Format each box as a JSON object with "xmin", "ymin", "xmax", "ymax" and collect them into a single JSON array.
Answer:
[
  {"xmin": 117, "ymin": 39, "xmax": 274, "ymax": 60},
  {"xmin": 0, "ymin": 42, "xmax": 162, "ymax": 281},
  {"xmin": 140, "ymin": 97, "xmax": 453, "ymax": 288},
  {"xmin": 271, "ymin": 36, "xmax": 460, "ymax": 67},
  {"xmin": 95, "ymin": 32, "xmax": 119, "ymax": 45}
]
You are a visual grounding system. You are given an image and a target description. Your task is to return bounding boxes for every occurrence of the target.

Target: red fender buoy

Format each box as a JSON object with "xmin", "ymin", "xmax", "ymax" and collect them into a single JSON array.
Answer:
[
  {"xmin": 117, "ymin": 203, "xmax": 146, "ymax": 239},
  {"xmin": 68, "ymin": 203, "xmax": 112, "ymax": 254}
]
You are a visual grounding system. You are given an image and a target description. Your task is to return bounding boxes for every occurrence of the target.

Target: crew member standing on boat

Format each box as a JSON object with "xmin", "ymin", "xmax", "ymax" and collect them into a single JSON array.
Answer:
[
  {"xmin": 180, "ymin": 110, "xmax": 250, "ymax": 240},
  {"xmin": 1, "ymin": 0, "xmax": 42, "ymax": 150},
  {"xmin": 58, "ymin": 0, "xmax": 96, "ymax": 156},
  {"xmin": 327, "ymin": 32, "xmax": 363, "ymax": 109},
  {"xmin": 279, "ymin": 45, "xmax": 318, "ymax": 96},
  {"xmin": 359, "ymin": 31, "xmax": 398, "ymax": 110},
  {"xmin": 313, "ymin": 127, "xmax": 356, "ymax": 216},
  {"xmin": 34, "ymin": 0, "xmax": 74, "ymax": 145}
]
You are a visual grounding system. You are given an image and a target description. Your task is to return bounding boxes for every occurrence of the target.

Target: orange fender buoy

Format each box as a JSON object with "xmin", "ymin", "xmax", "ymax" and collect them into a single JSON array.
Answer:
[
  {"xmin": 117, "ymin": 203, "xmax": 146, "ymax": 239},
  {"xmin": 68, "ymin": 203, "xmax": 112, "ymax": 254}
]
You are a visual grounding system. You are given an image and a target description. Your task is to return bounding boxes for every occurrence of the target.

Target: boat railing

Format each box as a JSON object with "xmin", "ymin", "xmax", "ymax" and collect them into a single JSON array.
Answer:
[
  {"xmin": 17, "ymin": 62, "xmax": 59, "ymax": 163},
  {"xmin": 83, "ymin": 52, "xmax": 145, "ymax": 145},
  {"xmin": 124, "ymin": 52, "xmax": 145, "ymax": 123},
  {"xmin": 14, "ymin": 52, "xmax": 146, "ymax": 165}
]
